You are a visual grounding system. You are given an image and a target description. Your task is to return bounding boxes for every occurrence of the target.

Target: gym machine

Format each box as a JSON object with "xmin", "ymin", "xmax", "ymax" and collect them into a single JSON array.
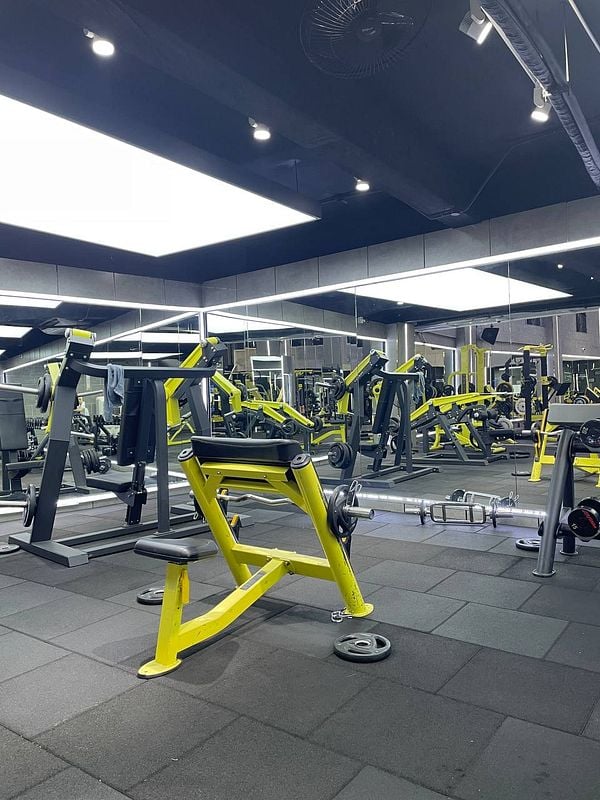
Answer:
[
  {"xmin": 8, "ymin": 329, "xmax": 216, "ymax": 566},
  {"xmin": 530, "ymin": 404, "xmax": 600, "ymax": 486},
  {"xmin": 410, "ymin": 391, "xmax": 512, "ymax": 466},
  {"xmin": 165, "ymin": 338, "xmax": 229, "ymax": 445},
  {"xmin": 322, "ymin": 351, "xmax": 438, "ymax": 488},
  {"xmin": 133, "ymin": 437, "xmax": 374, "ymax": 677},
  {"xmin": 522, "ymin": 417, "xmax": 600, "ymax": 576}
]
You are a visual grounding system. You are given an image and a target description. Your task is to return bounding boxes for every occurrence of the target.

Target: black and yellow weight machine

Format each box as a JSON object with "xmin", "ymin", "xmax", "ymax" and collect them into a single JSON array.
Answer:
[
  {"xmin": 320, "ymin": 350, "xmax": 438, "ymax": 488},
  {"xmin": 134, "ymin": 437, "xmax": 374, "ymax": 677},
  {"xmin": 9, "ymin": 330, "xmax": 217, "ymax": 566}
]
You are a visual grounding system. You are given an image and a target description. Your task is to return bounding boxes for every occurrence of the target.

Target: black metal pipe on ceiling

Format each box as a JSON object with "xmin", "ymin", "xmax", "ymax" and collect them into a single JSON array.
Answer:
[{"xmin": 481, "ymin": 0, "xmax": 600, "ymax": 190}]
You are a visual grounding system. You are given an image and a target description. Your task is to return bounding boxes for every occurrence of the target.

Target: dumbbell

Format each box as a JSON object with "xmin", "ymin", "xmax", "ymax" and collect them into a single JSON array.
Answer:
[{"xmin": 566, "ymin": 498, "xmax": 600, "ymax": 541}]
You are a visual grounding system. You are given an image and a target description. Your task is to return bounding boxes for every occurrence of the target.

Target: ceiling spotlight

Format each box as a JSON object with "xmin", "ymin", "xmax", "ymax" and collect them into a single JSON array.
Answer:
[
  {"xmin": 557, "ymin": 263, "xmax": 564, "ymax": 269},
  {"xmin": 249, "ymin": 118, "xmax": 271, "ymax": 141},
  {"xmin": 459, "ymin": 2, "xmax": 492, "ymax": 44},
  {"xmin": 83, "ymin": 29, "xmax": 115, "ymax": 57},
  {"xmin": 531, "ymin": 84, "xmax": 551, "ymax": 123},
  {"xmin": 355, "ymin": 178, "xmax": 370, "ymax": 192}
]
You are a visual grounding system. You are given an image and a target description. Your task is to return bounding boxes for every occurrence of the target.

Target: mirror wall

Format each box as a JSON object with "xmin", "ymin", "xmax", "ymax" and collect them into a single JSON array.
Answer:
[{"xmin": 207, "ymin": 249, "xmax": 600, "ymax": 516}]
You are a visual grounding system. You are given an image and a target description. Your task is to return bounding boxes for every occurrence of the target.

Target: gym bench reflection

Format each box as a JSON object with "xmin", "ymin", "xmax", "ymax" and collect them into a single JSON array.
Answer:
[{"xmin": 134, "ymin": 436, "xmax": 373, "ymax": 678}]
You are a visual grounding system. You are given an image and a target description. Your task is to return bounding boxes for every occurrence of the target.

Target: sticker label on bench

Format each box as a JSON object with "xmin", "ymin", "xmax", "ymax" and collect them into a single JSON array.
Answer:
[{"xmin": 240, "ymin": 570, "xmax": 267, "ymax": 590}]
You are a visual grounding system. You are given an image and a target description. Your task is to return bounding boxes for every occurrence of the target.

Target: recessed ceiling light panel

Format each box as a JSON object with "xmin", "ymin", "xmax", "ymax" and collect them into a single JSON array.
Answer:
[{"xmin": 0, "ymin": 94, "xmax": 317, "ymax": 256}]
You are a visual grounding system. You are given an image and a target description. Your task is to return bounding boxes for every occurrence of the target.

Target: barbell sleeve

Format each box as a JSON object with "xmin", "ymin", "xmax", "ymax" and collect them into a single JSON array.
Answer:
[{"xmin": 344, "ymin": 505, "xmax": 374, "ymax": 520}]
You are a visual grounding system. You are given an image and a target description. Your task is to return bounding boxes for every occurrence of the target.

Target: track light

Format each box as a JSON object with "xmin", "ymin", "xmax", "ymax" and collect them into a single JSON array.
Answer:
[
  {"xmin": 83, "ymin": 29, "xmax": 115, "ymax": 57},
  {"xmin": 249, "ymin": 118, "xmax": 271, "ymax": 141},
  {"xmin": 355, "ymin": 178, "xmax": 370, "ymax": 192},
  {"xmin": 459, "ymin": 2, "xmax": 492, "ymax": 44},
  {"xmin": 557, "ymin": 263, "xmax": 564, "ymax": 269},
  {"xmin": 531, "ymin": 84, "xmax": 551, "ymax": 123}
]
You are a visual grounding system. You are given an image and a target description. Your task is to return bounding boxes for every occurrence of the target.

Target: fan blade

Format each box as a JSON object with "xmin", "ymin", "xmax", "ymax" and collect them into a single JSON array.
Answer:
[{"xmin": 376, "ymin": 11, "xmax": 415, "ymax": 26}]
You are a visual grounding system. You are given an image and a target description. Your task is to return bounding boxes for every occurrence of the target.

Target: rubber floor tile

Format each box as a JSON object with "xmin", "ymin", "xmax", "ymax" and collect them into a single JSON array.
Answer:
[
  {"xmin": 59, "ymin": 566, "xmax": 158, "ymax": 600},
  {"xmin": 129, "ymin": 716, "xmax": 360, "ymax": 800},
  {"xmin": 0, "ymin": 631, "xmax": 67, "ymax": 682},
  {"xmin": 454, "ymin": 717, "xmax": 600, "ymax": 800},
  {"xmin": 425, "ymin": 549, "xmax": 519, "ymax": 576},
  {"xmin": 363, "ymin": 523, "xmax": 443, "ymax": 543},
  {"xmin": 333, "ymin": 766, "xmax": 450, "ymax": 799},
  {"xmin": 192, "ymin": 647, "xmax": 371, "ymax": 736},
  {"xmin": 241, "ymin": 603, "xmax": 377, "ymax": 659},
  {"xmin": 268, "ymin": 576, "xmax": 380, "ymax": 609},
  {"xmin": 583, "ymin": 697, "xmax": 600, "ymax": 740},
  {"xmin": 50, "ymin": 608, "xmax": 160, "ymax": 662},
  {"xmin": 1, "ymin": 559, "xmax": 111, "ymax": 587},
  {"xmin": 0, "ymin": 653, "xmax": 137, "ymax": 736},
  {"xmin": 0, "ymin": 726, "xmax": 65, "ymax": 800},
  {"xmin": 311, "ymin": 679, "xmax": 503, "ymax": 794},
  {"xmin": 362, "ymin": 539, "xmax": 448, "ymax": 563},
  {"xmin": 1, "ymin": 593, "xmax": 124, "ymax": 638},
  {"xmin": 501, "ymin": 559, "xmax": 600, "ymax": 592},
  {"xmin": 429, "ymin": 571, "xmax": 539, "ymax": 609},
  {"xmin": 326, "ymin": 622, "xmax": 480, "ymax": 692},
  {"xmin": 440, "ymin": 647, "xmax": 600, "ymax": 733},
  {"xmin": 433, "ymin": 603, "xmax": 567, "ymax": 657},
  {"xmin": 368, "ymin": 586, "xmax": 464, "ymax": 631},
  {"xmin": 0, "ymin": 574, "xmax": 23, "ymax": 589},
  {"xmin": 545, "ymin": 622, "xmax": 600, "ymax": 672},
  {"xmin": 358, "ymin": 560, "xmax": 454, "ymax": 591},
  {"xmin": 520, "ymin": 584, "xmax": 600, "ymax": 626},
  {"xmin": 0, "ymin": 581, "xmax": 71, "ymax": 617},
  {"xmin": 37, "ymin": 684, "xmax": 235, "ymax": 791},
  {"xmin": 423, "ymin": 531, "xmax": 508, "ymax": 552},
  {"xmin": 15, "ymin": 767, "xmax": 132, "ymax": 799}
]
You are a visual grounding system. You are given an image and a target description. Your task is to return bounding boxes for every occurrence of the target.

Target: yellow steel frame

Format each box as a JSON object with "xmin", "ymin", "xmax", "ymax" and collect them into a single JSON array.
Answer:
[
  {"xmin": 447, "ymin": 345, "xmax": 487, "ymax": 394},
  {"xmin": 138, "ymin": 452, "xmax": 373, "ymax": 678},
  {"xmin": 529, "ymin": 408, "xmax": 600, "ymax": 486},
  {"xmin": 212, "ymin": 370, "xmax": 314, "ymax": 431}
]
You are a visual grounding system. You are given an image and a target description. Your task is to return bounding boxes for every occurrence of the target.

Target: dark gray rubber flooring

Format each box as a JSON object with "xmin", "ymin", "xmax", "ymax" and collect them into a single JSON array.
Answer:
[{"xmin": 3, "ymin": 503, "xmax": 600, "ymax": 798}]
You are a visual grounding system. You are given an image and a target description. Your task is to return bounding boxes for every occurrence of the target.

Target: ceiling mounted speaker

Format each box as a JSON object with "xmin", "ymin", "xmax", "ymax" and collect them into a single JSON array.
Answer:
[{"xmin": 480, "ymin": 326, "xmax": 499, "ymax": 345}]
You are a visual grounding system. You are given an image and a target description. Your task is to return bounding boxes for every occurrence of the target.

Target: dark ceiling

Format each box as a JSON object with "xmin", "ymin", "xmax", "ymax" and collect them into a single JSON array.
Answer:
[{"xmin": 0, "ymin": 0, "xmax": 598, "ymax": 284}]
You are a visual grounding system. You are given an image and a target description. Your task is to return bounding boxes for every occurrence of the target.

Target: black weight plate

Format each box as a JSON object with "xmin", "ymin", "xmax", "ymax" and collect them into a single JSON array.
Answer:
[
  {"xmin": 137, "ymin": 587, "xmax": 165, "ymax": 605},
  {"xmin": 579, "ymin": 419, "xmax": 600, "ymax": 450},
  {"xmin": 449, "ymin": 489, "xmax": 466, "ymax": 502},
  {"xmin": 567, "ymin": 498, "xmax": 600, "ymax": 541},
  {"xmin": 36, "ymin": 373, "xmax": 52, "ymax": 413},
  {"xmin": 333, "ymin": 632, "xmax": 392, "ymax": 663},
  {"xmin": 22, "ymin": 484, "xmax": 37, "ymax": 528},
  {"xmin": 328, "ymin": 442, "xmax": 353, "ymax": 469},
  {"xmin": 0, "ymin": 543, "xmax": 20, "ymax": 555}
]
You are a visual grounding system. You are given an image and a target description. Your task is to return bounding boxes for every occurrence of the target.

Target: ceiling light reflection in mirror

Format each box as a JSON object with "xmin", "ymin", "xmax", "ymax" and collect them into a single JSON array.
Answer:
[{"xmin": 341, "ymin": 268, "xmax": 570, "ymax": 311}]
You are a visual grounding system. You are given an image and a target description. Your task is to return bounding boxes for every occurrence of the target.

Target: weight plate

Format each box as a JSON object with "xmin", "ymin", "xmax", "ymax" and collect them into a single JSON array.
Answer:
[
  {"xmin": 136, "ymin": 587, "xmax": 165, "ymax": 605},
  {"xmin": 22, "ymin": 484, "xmax": 37, "ymax": 528},
  {"xmin": 311, "ymin": 416, "xmax": 324, "ymax": 433},
  {"xmin": 333, "ymin": 632, "xmax": 392, "ymax": 663},
  {"xmin": 573, "ymin": 394, "xmax": 589, "ymax": 405},
  {"xmin": 442, "ymin": 384, "xmax": 454, "ymax": 396},
  {"xmin": 36, "ymin": 373, "xmax": 52, "ymax": 413},
  {"xmin": 330, "ymin": 376, "xmax": 347, "ymax": 401},
  {"xmin": 0, "ymin": 543, "xmax": 19, "ymax": 555},
  {"xmin": 515, "ymin": 538, "xmax": 541, "ymax": 551},
  {"xmin": 327, "ymin": 484, "xmax": 358, "ymax": 538},
  {"xmin": 328, "ymin": 442, "xmax": 353, "ymax": 470},
  {"xmin": 567, "ymin": 498, "xmax": 600, "ymax": 540},
  {"xmin": 514, "ymin": 398, "xmax": 527, "ymax": 416},
  {"xmin": 449, "ymin": 489, "xmax": 466, "ymax": 502},
  {"xmin": 579, "ymin": 419, "xmax": 600, "ymax": 450},
  {"xmin": 280, "ymin": 418, "xmax": 297, "ymax": 438}
]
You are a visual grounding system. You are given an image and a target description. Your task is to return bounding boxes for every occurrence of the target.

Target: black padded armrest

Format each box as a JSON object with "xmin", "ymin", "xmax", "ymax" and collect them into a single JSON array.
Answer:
[
  {"xmin": 191, "ymin": 436, "xmax": 302, "ymax": 466},
  {"xmin": 134, "ymin": 536, "xmax": 218, "ymax": 564}
]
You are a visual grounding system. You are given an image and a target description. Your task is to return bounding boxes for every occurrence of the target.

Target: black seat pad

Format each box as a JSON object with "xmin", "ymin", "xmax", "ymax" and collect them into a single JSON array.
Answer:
[
  {"xmin": 191, "ymin": 436, "xmax": 302, "ymax": 466},
  {"xmin": 134, "ymin": 536, "xmax": 218, "ymax": 563},
  {"xmin": 87, "ymin": 473, "xmax": 132, "ymax": 494}
]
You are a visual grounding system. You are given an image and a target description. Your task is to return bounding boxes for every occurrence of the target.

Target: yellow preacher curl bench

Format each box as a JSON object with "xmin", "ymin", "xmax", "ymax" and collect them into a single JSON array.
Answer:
[{"xmin": 134, "ymin": 437, "xmax": 374, "ymax": 678}]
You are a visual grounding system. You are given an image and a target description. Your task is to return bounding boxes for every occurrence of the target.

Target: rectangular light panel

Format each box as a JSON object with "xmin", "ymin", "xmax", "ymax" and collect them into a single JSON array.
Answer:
[
  {"xmin": 0, "ymin": 94, "xmax": 317, "ymax": 257},
  {"xmin": 207, "ymin": 314, "xmax": 287, "ymax": 334},
  {"xmin": 91, "ymin": 351, "xmax": 177, "ymax": 360},
  {"xmin": 0, "ymin": 326, "xmax": 32, "ymax": 338},
  {"xmin": 341, "ymin": 269, "xmax": 570, "ymax": 311},
  {"xmin": 0, "ymin": 296, "xmax": 60, "ymax": 309}
]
